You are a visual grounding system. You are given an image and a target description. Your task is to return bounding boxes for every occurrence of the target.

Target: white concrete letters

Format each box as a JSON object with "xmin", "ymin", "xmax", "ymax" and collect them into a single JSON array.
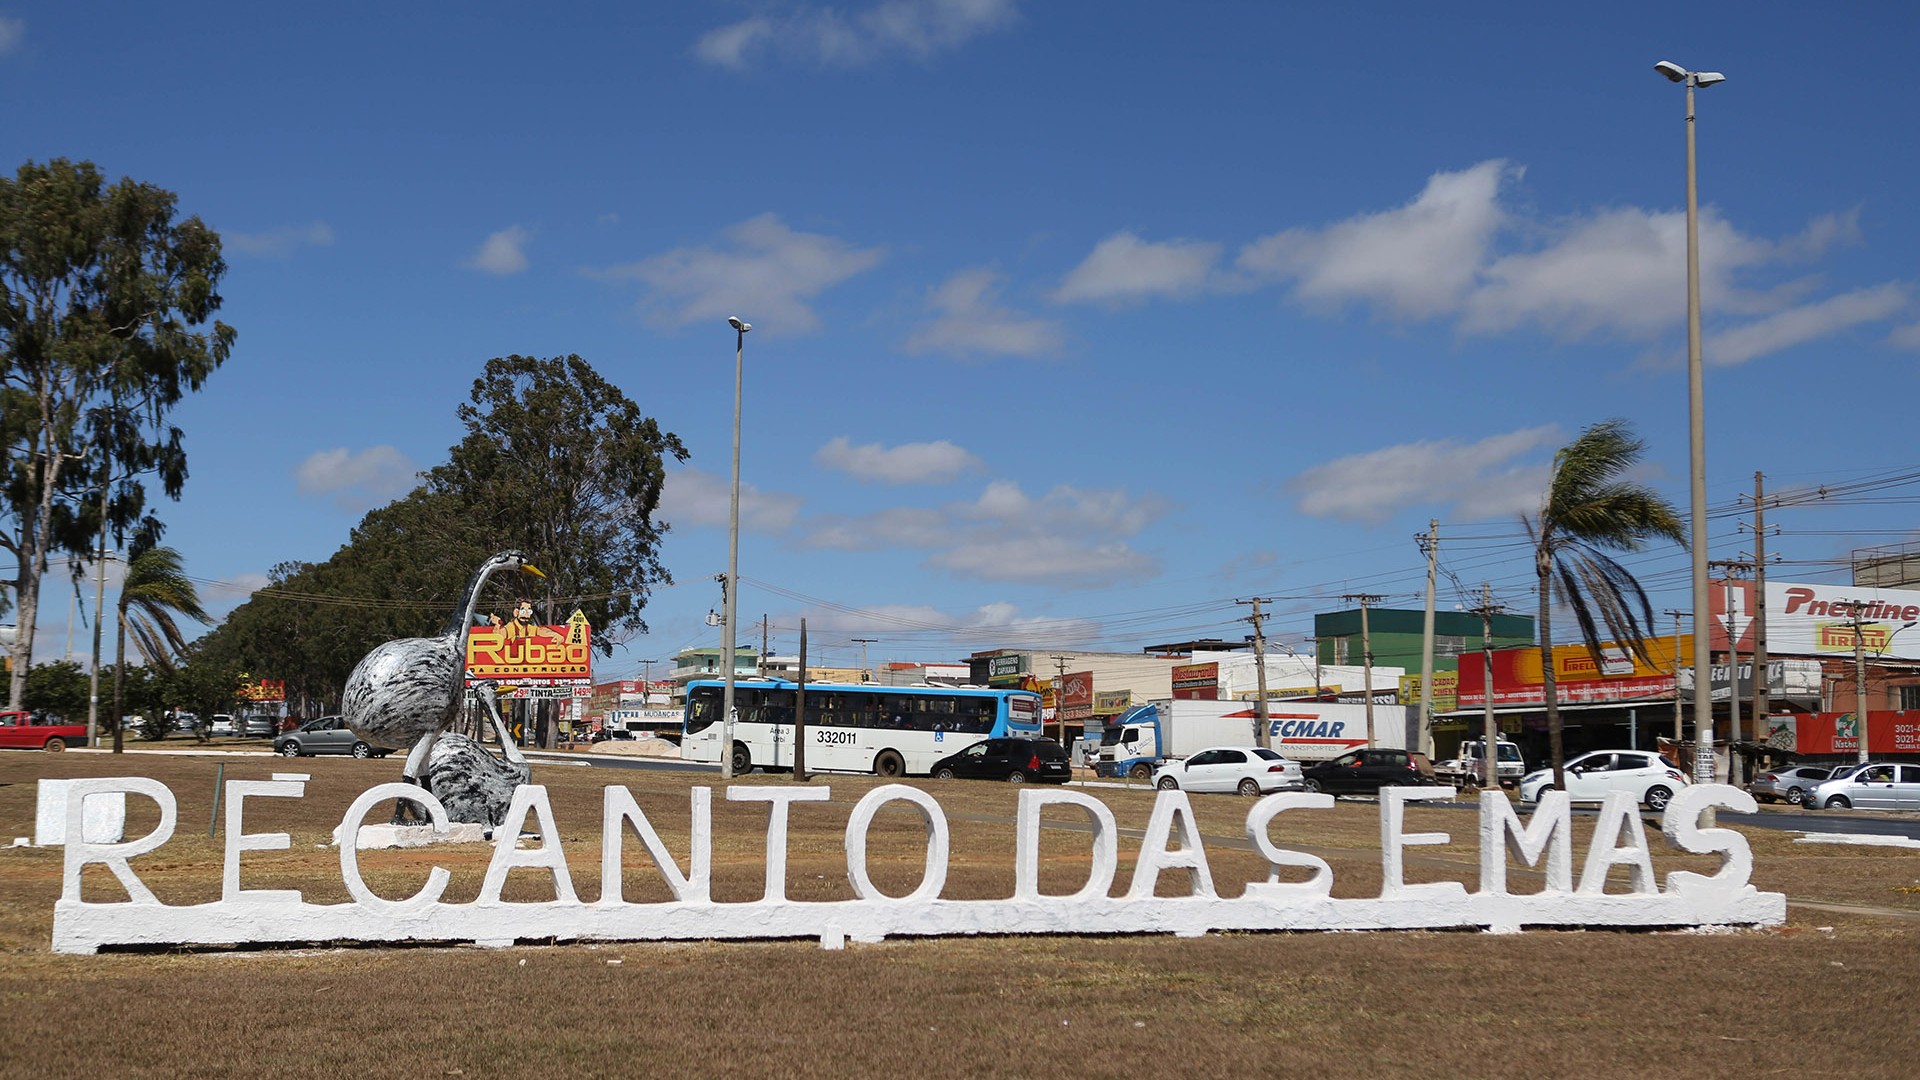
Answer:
[
  {"xmin": 1126, "ymin": 789, "xmax": 1214, "ymax": 900},
  {"xmin": 339, "ymin": 783, "xmax": 453, "ymax": 913},
  {"xmin": 223, "ymin": 779, "xmax": 306, "ymax": 904},
  {"xmin": 48, "ymin": 778, "xmax": 1788, "ymax": 955},
  {"xmin": 600, "ymin": 785, "xmax": 711, "ymax": 904},
  {"xmin": 1479, "ymin": 790, "xmax": 1574, "ymax": 895},
  {"xmin": 1578, "ymin": 792, "xmax": 1658, "ymax": 895},
  {"xmin": 1379, "ymin": 786, "xmax": 1468, "ymax": 902},
  {"xmin": 726, "ymin": 785, "xmax": 831, "ymax": 901},
  {"xmin": 1014, "ymin": 788, "xmax": 1118, "ymax": 902},
  {"xmin": 1242, "ymin": 792, "xmax": 1333, "ymax": 898},
  {"xmin": 845, "ymin": 784, "xmax": 949, "ymax": 903},
  {"xmin": 478, "ymin": 785, "xmax": 577, "ymax": 905}
]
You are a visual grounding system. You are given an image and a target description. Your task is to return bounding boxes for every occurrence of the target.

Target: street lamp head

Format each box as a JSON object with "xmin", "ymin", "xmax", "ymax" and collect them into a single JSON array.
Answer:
[
  {"xmin": 1694, "ymin": 71, "xmax": 1727, "ymax": 87},
  {"xmin": 728, "ymin": 316, "xmax": 752, "ymax": 333},
  {"xmin": 1655, "ymin": 60, "xmax": 1688, "ymax": 82}
]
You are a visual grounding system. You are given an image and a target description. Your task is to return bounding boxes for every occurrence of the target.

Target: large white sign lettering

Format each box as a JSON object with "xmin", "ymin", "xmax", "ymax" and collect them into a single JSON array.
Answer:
[{"xmin": 51, "ymin": 778, "xmax": 1784, "ymax": 954}]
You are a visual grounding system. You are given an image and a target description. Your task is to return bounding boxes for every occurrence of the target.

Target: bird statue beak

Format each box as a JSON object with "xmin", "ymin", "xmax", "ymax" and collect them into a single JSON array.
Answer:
[{"xmin": 520, "ymin": 564, "xmax": 547, "ymax": 579}]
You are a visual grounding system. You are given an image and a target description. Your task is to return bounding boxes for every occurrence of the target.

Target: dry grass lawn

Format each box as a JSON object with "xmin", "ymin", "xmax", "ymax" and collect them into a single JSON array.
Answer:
[{"xmin": 2, "ymin": 750, "xmax": 1917, "ymax": 1078}]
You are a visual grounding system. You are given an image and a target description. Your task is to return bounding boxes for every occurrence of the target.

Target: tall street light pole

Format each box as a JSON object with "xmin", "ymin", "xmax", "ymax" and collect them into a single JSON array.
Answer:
[
  {"xmin": 1657, "ymin": 59, "xmax": 1726, "ymax": 786},
  {"xmin": 720, "ymin": 316, "xmax": 751, "ymax": 780}
]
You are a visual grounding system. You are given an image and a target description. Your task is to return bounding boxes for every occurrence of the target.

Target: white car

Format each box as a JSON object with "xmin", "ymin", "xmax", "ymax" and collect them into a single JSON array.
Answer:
[
  {"xmin": 1153, "ymin": 746, "xmax": 1305, "ymax": 796},
  {"xmin": 1520, "ymin": 749, "xmax": 1689, "ymax": 811},
  {"xmin": 208, "ymin": 714, "xmax": 237, "ymax": 736}
]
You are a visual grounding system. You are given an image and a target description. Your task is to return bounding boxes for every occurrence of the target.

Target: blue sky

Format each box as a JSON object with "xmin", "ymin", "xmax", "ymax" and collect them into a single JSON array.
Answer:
[{"xmin": 7, "ymin": 1, "xmax": 1920, "ymax": 681}]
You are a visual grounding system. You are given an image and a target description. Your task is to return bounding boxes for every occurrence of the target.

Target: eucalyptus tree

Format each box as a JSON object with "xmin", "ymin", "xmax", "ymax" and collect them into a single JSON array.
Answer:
[
  {"xmin": 110, "ymin": 545, "xmax": 211, "ymax": 752},
  {"xmin": 1526, "ymin": 419, "xmax": 1686, "ymax": 787},
  {"xmin": 0, "ymin": 158, "xmax": 234, "ymax": 709}
]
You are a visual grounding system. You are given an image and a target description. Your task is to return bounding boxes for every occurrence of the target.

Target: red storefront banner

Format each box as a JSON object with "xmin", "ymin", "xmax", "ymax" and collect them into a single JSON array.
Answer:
[
  {"xmin": 1172, "ymin": 662, "xmax": 1219, "ymax": 701},
  {"xmin": 1771, "ymin": 712, "xmax": 1920, "ymax": 756},
  {"xmin": 1060, "ymin": 670, "xmax": 1094, "ymax": 721}
]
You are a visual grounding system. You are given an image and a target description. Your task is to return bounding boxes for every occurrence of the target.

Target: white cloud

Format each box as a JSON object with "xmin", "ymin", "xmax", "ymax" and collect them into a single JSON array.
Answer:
[
  {"xmin": 659, "ymin": 467, "xmax": 803, "ymax": 533},
  {"xmin": 1238, "ymin": 160, "xmax": 1514, "ymax": 319},
  {"xmin": 467, "ymin": 225, "xmax": 531, "ymax": 275},
  {"xmin": 295, "ymin": 446, "xmax": 421, "ymax": 511},
  {"xmin": 604, "ymin": 213, "xmax": 884, "ymax": 334},
  {"xmin": 1706, "ymin": 283, "xmax": 1910, "ymax": 366},
  {"xmin": 1052, "ymin": 232, "xmax": 1221, "ymax": 306},
  {"xmin": 1289, "ymin": 426, "xmax": 1563, "ymax": 524},
  {"xmin": 904, "ymin": 268, "xmax": 1063, "ymax": 358},
  {"xmin": 225, "ymin": 222, "xmax": 335, "ymax": 259},
  {"xmin": 696, "ymin": 0, "xmax": 1017, "ymax": 70},
  {"xmin": 798, "ymin": 479, "xmax": 1167, "ymax": 588},
  {"xmin": 0, "ymin": 17, "xmax": 22, "ymax": 54},
  {"xmin": 816, "ymin": 436, "xmax": 984, "ymax": 484}
]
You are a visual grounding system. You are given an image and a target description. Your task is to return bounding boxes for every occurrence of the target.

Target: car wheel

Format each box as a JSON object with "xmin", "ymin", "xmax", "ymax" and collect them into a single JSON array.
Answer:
[
  {"xmin": 279, "ymin": 742, "xmax": 302, "ymax": 757},
  {"xmin": 1303, "ymin": 778, "xmax": 1322, "ymax": 794},
  {"xmin": 1787, "ymin": 787, "xmax": 1805, "ymax": 805},
  {"xmin": 1156, "ymin": 776, "xmax": 1179, "ymax": 791},
  {"xmin": 351, "ymin": 741, "xmax": 372, "ymax": 759},
  {"xmin": 730, "ymin": 743, "xmax": 753, "ymax": 775},
  {"xmin": 874, "ymin": 750, "xmax": 905, "ymax": 778},
  {"xmin": 934, "ymin": 767, "xmax": 956, "ymax": 780},
  {"xmin": 1006, "ymin": 770, "xmax": 1028, "ymax": 784},
  {"xmin": 1533, "ymin": 784, "xmax": 1556, "ymax": 801},
  {"xmin": 1643, "ymin": 785, "xmax": 1673, "ymax": 812},
  {"xmin": 1826, "ymin": 795, "xmax": 1851, "ymax": 810},
  {"xmin": 1237, "ymin": 778, "xmax": 1262, "ymax": 797},
  {"xmin": 43, "ymin": 736, "xmax": 66, "ymax": 752},
  {"xmin": 1129, "ymin": 763, "xmax": 1152, "ymax": 781}
]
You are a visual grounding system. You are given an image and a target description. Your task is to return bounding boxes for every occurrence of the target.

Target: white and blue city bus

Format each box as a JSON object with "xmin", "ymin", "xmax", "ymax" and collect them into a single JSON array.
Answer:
[{"xmin": 679, "ymin": 679, "xmax": 1044, "ymax": 776}]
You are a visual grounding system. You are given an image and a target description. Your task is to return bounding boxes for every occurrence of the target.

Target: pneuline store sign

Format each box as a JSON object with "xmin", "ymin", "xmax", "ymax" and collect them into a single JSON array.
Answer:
[{"xmin": 51, "ymin": 777, "xmax": 1782, "ymax": 954}]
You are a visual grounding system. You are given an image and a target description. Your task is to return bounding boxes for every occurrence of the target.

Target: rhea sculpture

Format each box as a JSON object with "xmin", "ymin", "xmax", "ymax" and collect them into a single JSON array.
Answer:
[{"xmin": 343, "ymin": 550, "xmax": 545, "ymax": 822}]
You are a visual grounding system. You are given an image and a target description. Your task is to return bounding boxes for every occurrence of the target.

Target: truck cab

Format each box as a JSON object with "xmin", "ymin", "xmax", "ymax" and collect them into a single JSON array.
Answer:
[
  {"xmin": 1447, "ymin": 738, "xmax": 1525, "ymax": 787},
  {"xmin": 1095, "ymin": 705, "xmax": 1162, "ymax": 780}
]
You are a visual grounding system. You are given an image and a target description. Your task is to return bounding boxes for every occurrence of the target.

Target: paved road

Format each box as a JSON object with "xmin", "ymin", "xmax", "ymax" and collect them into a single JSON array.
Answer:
[{"xmin": 1728, "ymin": 808, "xmax": 1920, "ymax": 841}]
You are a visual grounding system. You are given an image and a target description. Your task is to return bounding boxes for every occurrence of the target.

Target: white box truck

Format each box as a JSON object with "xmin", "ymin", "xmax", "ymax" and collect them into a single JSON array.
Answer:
[{"xmin": 1097, "ymin": 700, "xmax": 1411, "ymax": 780}]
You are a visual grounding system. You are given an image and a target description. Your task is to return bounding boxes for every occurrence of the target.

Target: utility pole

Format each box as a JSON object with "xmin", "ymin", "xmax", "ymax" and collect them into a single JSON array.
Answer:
[
  {"xmin": 1748, "ymin": 472, "xmax": 1772, "ymax": 751},
  {"xmin": 1417, "ymin": 521, "xmax": 1439, "ymax": 759},
  {"xmin": 1852, "ymin": 607, "xmax": 1871, "ymax": 764},
  {"xmin": 1051, "ymin": 654, "xmax": 1071, "ymax": 746},
  {"xmin": 760, "ymin": 615, "xmax": 769, "ymax": 678},
  {"xmin": 1664, "ymin": 610, "xmax": 1689, "ymax": 744},
  {"xmin": 795, "ymin": 619, "xmax": 809, "ymax": 782},
  {"xmin": 852, "ymin": 638, "xmax": 877, "ymax": 683},
  {"xmin": 1342, "ymin": 594, "xmax": 1385, "ymax": 748},
  {"xmin": 1239, "ymin": 598, "xmax": 1274, "ymax": 748},
  {"xmin": 1471, "ymin": 584, "xmax": 1502, "ymax": 789},
  {"xmin": 1709, "ymin": 558, "xmax": 1752, "ymax": 784}
]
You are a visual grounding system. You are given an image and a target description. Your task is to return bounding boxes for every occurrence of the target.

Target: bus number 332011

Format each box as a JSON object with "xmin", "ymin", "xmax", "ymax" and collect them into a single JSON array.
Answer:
[{"xmin": 815, "ymin": 730, "xmax": 858, "ymax": 746}]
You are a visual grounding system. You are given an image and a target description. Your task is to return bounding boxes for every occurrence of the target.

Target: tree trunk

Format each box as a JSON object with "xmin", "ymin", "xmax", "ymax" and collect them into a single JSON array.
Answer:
[
  {"xmin": 1539, "ymin": 549, "xmax": 1565, "ymax": 789},
  {"xmin": 112, "ymin": 606, "xmax": 126, "ymax": 754}
]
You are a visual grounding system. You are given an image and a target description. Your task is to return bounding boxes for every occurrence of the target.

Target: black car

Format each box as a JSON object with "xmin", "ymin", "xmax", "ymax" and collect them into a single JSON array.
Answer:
[
  {"xmin": 1301, "ymin": 748, "xmax": 1426, "ymax": 795},
  {"xmin": 928, "ymin": 737, "xmax": 1071, "ymax": 783}
]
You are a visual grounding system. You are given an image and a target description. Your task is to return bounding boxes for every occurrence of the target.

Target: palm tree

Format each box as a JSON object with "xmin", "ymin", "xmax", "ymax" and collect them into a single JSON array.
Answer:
[
  {"xmin": 110, "ymin": 546, "xmax": 212, "ymax": 753},
  {"xmin": 1526, "ymin": 420, "xmax": 1686, "ymax": 788}
]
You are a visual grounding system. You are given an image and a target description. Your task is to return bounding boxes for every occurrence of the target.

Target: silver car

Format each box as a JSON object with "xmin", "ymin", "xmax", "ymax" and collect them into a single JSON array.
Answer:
[
  {"xmin": 1803, "ymin": 762, "xmax": 1920, "ymax": 811},
  {"xmin": 1747, "ymin": 765, "xmax": 1833, "ymax": 806},
  {"xmin": 273, "ymin": 715, "xmax": 393, "ymax": 759}
]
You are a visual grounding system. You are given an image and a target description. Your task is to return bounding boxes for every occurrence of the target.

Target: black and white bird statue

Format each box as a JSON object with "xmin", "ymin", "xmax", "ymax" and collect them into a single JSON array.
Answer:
[
  {"xmin": 343, "ymin": 549, "xmax": 544, "ymax": 821},
  {"xmin": 427, "ymin": 681, "xmax": 532, "ymax": 835}
]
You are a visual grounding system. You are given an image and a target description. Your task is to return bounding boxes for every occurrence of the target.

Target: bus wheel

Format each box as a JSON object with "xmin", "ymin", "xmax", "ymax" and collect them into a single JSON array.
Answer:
[
  {"xmin": 730, "ymin": 743, "xmax": 752, "ymax": 774},
  {"xmin": 874, "ymin": 750, "xmax": 905, "ymax": 777}
]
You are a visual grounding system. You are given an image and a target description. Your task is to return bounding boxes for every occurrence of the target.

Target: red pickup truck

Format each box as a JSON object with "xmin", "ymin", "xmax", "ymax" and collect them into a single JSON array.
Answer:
[{"xmin": 0, "ymin": 710, "xmax": 88, "ymax": 751}]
